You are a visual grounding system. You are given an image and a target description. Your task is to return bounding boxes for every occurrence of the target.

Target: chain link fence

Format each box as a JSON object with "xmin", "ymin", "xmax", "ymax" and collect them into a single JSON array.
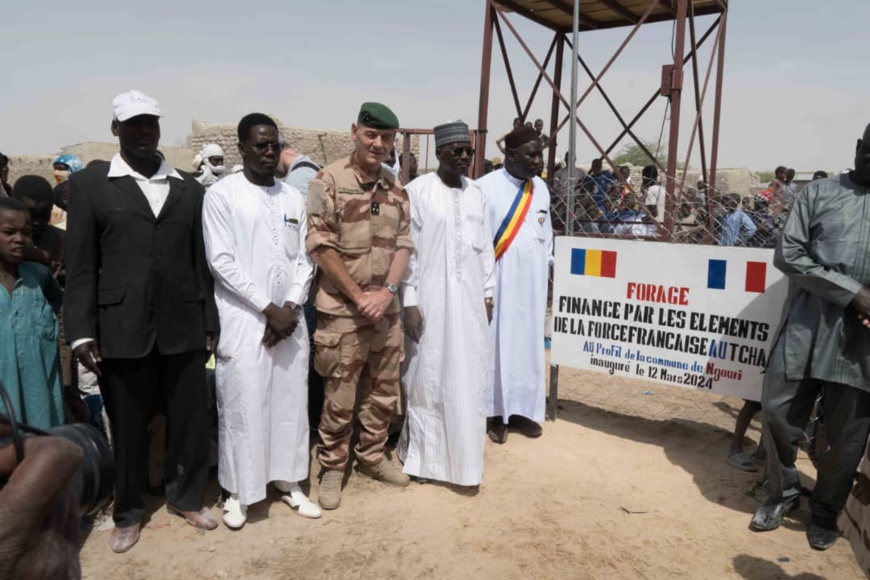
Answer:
[{"xmin": 547, "ymin": 164, "xmax": 788, "ymax": 248}]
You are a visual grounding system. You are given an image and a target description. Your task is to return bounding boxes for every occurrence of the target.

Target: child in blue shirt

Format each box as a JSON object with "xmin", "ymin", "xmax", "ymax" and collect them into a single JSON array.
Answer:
[{"xmin": 0, "ymin": 197, "xmax": 65, "ymax": 429}]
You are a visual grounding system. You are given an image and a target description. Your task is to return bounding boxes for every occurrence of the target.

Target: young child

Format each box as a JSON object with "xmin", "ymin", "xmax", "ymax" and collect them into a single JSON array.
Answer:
[
  {"xmin": 727, "ymin": 399, "xmax": 764, "ymax": 471},
  {"xmin": 14, "ymin": 176, "xmax": 91, "ymax": 426},
  {"xmin": 0, "ymin": 197, "xmax": 65, "ymax": 429}
]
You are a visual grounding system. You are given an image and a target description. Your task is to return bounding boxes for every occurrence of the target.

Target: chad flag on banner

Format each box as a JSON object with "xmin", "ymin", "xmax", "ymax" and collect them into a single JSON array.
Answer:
[
  {"xmin": 571, "ymin": 248, "xmax": 617, "ymax": 278},
  {"xmin": 707, "ymin": 259, "xmax": 767, "ymax": 293}
]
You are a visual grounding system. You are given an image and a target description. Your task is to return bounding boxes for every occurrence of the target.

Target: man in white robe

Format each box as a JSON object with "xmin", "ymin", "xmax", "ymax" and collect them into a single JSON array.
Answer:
[
  {"xmin": 399, "ymin": 121, "xmax": 495, "ymax": 487},
  {"xmin": 476, "ymin": 126, "xmax": 553, "ymax": 444},
  {"xmin": 195, "ymin": 143, "xmax": 226, "ymax": 188},
  {"xmin": 202, "ymin": 114, "xmax": 320, "ymax": 528}
]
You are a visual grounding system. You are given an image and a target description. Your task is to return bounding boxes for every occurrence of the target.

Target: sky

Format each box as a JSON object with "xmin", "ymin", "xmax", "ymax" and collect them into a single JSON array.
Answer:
[{"xmin": 1, "ymin": 0, "xmax": 867, "ymax": 172}]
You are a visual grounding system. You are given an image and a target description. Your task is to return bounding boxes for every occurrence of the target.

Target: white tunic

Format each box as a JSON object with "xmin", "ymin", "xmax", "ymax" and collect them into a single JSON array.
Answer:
[
  {"xmin": 202, "ymin": 173, "xmax": 314, "ymax": 505},
  {"xmin": 398, "ymin": 173, "xmax": 495, "ymax": 486},
  {"xmin": 476, "ymin": 168, "xmax": 553, "ymax": 422}
]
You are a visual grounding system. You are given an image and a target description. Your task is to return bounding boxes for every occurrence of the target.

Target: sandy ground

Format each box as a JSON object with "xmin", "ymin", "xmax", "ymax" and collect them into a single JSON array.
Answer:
[{"xmin": 79, "ymin": 366, "xmax": 863, "ymax": 580}]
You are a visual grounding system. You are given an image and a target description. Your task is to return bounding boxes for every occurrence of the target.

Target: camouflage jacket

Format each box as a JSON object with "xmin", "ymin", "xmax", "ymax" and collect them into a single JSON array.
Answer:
[{"xmin": 306, "ymin": 155, "xmax": 413, "ymax": 317}]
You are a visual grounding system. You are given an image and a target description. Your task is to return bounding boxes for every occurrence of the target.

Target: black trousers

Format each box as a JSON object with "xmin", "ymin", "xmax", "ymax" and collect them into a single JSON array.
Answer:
[
  {"xmin": 762, "ymin": 339, "xmax": 870, "ymax": 527},
  {"xmin": 305, "ymin": 302, "xmax": 324, "ymax": 430},
  {"xmin": 100, "ymin": 348, "xmax": 209, "ymax": 528}
]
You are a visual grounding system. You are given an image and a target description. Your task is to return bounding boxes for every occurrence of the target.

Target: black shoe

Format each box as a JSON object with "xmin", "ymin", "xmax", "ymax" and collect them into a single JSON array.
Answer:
[
  {"xmin": 509, "ymin": 415, "xmax": 543, "ymax": 438},
  {"xmin": 487, "ymin": 417, "xmax": 508, "ymax": 444},
  {"xmin": 807, "ymin": 524, "xmax": 838, "ymax": 550},
  {"xmin": 750, "ymin": 496, "xmax": 800, "ymax": 531}
]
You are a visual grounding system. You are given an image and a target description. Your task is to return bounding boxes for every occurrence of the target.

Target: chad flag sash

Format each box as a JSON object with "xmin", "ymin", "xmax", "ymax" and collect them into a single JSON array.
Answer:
[{"xmin": 493, "ymin": 179, "xmax": 533, "ymax": 261}]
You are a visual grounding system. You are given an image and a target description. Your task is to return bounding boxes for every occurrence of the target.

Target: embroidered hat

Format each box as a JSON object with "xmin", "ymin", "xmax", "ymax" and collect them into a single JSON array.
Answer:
[{"xmin": 434, "ymin": 120, "xmax": 470, "ymax": 148}]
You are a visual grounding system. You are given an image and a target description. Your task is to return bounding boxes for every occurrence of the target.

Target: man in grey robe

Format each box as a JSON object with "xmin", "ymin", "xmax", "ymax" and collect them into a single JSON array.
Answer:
[{"xmin": 750, "ymin": 124, "xmax": 870, "ymax": 551}]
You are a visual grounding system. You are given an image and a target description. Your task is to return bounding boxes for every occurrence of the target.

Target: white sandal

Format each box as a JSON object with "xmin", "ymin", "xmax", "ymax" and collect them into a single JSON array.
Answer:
[
  {"xmin": 222, "ymin": 494, "xmax": 248, "ymax": 529},
  {"xmin": 276, "ymin": 481, "xmax": 322, "ymax": 519}
]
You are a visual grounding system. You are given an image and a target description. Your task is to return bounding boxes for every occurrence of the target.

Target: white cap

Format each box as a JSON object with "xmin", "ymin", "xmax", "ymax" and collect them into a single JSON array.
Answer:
[
  {"xmin": 112, "ymin": 90, "xmax": 161, "ymax": 122},
  {"xmin": 200, "ymin": 143, "xmax": 224, "ymax": 158}
]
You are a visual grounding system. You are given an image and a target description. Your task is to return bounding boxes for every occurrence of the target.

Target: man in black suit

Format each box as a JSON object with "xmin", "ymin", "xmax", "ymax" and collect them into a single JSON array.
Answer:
[{"xmin": 65, "ymin": 90, "xmax": 220, "ymax": 553}]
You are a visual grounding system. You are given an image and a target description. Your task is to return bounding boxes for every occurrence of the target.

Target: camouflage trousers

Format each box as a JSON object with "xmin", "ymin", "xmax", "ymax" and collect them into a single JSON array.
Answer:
[{"xmin": 314, "ymin": 313, "xmax": 404, "ymax": 470}]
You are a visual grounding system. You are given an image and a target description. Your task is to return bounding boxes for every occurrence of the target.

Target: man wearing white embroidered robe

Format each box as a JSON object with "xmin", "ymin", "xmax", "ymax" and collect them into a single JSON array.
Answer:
[
  {"xmin": 475, "ymin": 126, "xmax": 554, "ymax": 444},
  {"xmin": 399, "ymin": 121, "xmax": 494, "ymax": 487},
  {"xmin": 202, "ymin": 114, "xmax": 320, "ymax": 529}
]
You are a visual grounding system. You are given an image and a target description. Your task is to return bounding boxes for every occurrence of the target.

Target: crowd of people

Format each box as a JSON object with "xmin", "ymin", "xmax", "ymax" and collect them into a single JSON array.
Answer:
[
  {"xmin": 546, "ymin": 152, "xmax": 835, "ymax": 250},
  {"xmin": 3, "ymin": 89, "xmax": 870, "ymax": 574},
  {"xmin": 0, "ymin": 91, "xmax": 552, "ymax": 560}
]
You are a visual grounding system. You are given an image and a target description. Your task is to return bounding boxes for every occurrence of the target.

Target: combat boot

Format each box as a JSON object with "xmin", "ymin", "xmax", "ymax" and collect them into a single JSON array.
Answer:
[
  {"xmin": 318, "ymin": 470, "xmax": 343, "ymax": 510},
  {"xmin": 357, "ymin": 458, "xmax": 411, "ymax": 487}
]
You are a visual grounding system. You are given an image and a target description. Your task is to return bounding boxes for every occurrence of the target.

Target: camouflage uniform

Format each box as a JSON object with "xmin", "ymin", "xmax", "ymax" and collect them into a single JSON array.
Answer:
[{"xmin": 306, "ymin": 156, "xmax": 413, "ymax": 470}]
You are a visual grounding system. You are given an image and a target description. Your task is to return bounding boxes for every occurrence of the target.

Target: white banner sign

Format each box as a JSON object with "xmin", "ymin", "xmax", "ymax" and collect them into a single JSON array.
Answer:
[{"xmin": 550, "ymin": 237, "xmax": 789, "ymax": 400}]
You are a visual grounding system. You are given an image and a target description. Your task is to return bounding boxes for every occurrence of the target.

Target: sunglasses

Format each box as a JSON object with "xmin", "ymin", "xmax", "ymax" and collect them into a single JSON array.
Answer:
[
  {"xmin": 246, "ymin": 141, "xmax": 282, "ymax": 154},
  {"xmin": 447, "ymin": 146, "xmax": 475, "ymax": 157}
]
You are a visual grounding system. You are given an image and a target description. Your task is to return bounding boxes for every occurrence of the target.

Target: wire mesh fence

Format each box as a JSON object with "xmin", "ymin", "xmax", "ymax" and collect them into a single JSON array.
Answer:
[{"xmin": 546, "ymin": 164, "xmax": 789, "ymax": 249}]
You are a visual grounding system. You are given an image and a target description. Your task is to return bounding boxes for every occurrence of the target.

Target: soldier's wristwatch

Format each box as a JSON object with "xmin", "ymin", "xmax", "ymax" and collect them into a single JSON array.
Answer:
[{"xmin": 383, "ymin": 283, "xmax": 399, "ymax": 295}]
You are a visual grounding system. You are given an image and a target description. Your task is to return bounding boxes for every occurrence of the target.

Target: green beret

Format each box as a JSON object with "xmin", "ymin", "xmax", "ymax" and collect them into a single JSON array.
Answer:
[{"xmin": 358, "ymin": 102, "xmax": 399, "ymax": 130}]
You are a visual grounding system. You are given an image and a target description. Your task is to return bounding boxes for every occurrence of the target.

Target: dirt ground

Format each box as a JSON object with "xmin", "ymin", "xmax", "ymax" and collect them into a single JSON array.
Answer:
[{"xmin": 79, "ymin": 366, "xmax": 864, "ymax": 580}]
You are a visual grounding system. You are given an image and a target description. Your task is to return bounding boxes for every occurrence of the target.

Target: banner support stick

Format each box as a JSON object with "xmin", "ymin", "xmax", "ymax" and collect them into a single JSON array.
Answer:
[{"xmin": 547, "ymin": 364, "xmax": 560, "ymax": 421}]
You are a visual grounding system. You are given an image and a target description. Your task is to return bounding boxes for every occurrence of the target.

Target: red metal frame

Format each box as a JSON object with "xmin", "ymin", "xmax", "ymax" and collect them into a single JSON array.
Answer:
[{"xmin": 476, "ymin": 0, "xmax": 730, "ymax": 240}]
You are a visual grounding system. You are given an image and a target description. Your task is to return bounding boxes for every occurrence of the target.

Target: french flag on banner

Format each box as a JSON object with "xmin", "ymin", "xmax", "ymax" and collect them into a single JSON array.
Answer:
[{"xmin": 707, "ymin": 259, "xmax": 767, "ymax": 293}]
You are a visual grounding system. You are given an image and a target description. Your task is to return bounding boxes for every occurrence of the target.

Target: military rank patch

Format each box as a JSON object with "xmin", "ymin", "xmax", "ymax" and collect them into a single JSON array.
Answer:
[{"xmin": 307, "ymin": 181, "xmax": 326, "ymax": 215}]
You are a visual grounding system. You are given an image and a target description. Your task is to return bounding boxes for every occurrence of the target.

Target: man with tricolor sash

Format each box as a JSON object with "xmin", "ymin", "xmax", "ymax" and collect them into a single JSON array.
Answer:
[{"xmin": 476, "ymin": 126, "xmax": 553, "ymax": 444}]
